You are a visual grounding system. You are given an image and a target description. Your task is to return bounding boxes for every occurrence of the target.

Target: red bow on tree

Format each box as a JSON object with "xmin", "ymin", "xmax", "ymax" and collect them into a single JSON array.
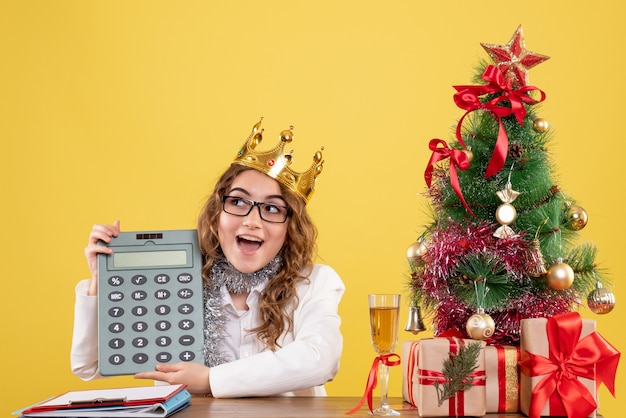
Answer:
[
  {"xmin": 453, "ymin": 65, "xmax": 546, "ymax": 178},
  {"xmin": 424, "ymin": 138, "xmax": 475, "ymax": 217},
  {"xmin": 519, "ymin": 312, "xmax": 620, "ymax": 418}
]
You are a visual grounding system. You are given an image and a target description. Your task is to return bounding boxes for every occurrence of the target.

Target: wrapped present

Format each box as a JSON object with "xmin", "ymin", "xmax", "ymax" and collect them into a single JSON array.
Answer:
[
  {"xmin": 402, "ymin": 337, "xmax": 486, "ymax": 417},
  {"xmin": 484, "ymin": 345, "xmax": 520, "ymax": 413},
  {"xmin": 519, "ymin": 312, "xmax": 620, "ymax": 418},
  {"xmin": 402, "ymin": 340, "xmax": 420, "ymax": 406}
]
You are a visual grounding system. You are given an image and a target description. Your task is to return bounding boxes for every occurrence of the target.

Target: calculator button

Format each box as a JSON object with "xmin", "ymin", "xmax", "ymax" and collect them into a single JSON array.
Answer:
[
  {"xmin": 155, "ymin": 320, "xmax": 172, "ymax": 331},
  {"xmin": 132, "ymin": 306, "xmax": 148, "ymax": 316},
  {"xmin": 157, "ymin": 352, "xmax": 172, "ymax": 363},
  {"xmin": 177, "ymin": 288, "xmax": 194, "ymax": 299},
  {"xmin": 109, "ymin": 322, "xmax": 125, "ymax": 333},
  {"xmin": 132, "ymin": 290, "xmax": 148, "ymax": 301},
  {"xmin": 132, "ymin": 337, "xmax": 149, "ymax": 348},
  {"xmin": 178, "ymin": 304, "xmax": 194, "ymax": 314},
  {"xmin": 108, "ymin": 307, "xmax": 125, "ymax": 317},
  {"xmin": 108, "ymin": 338, "xmax": 125, "ymax": 349},
  {"xmin": 108, "ymin": 291, "xmax": 124, "ymax": 302},
  {"xmin": 156, "ymin": 336, "xmax": 172, "ymax": 347},
  {"xmin": 131, "ymin": 275, "xmax": 148, "ymax": 285},
  {"xmin": 132, "ymin": 353, "xmax": 149, "ymax": 364},
  {"xmin": 179, "ymin": 319, "xmax": 195, "ymax": 330},
  {"xmin": 108, "ymin": 276, "xmax": 124, "ymax": 286},
  {"xmin": 155, "ymin": 289, "xmax": 171, "ymax": 300},
  {"xmin": 179, "ymin": 335, "xmax": 195, "ymax": 346},
  {"xmin": 155, "ymin": 305, "xmax": 171, "ymax": 315},
  {"xmin": 132, "ymin": 321, "xmax": 149, "ymax": 332},
  {"xmin": 154, "ymin": 274, "xmax": 170, "ymax": 284},
  {"xmin": 109, "ymin": 354, "xmax": 125, "ymax": 365},
  {"xmin": 180, "ymin": 351, "xmax": 196, "ymax": 361},
  {"xmin": 178, "ymin": 273, "xmax": 193, "ymax": 283}
]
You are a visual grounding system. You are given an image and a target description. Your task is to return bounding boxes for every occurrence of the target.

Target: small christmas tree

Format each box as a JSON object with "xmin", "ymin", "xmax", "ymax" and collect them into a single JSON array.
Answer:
[{"xmin": 406, "ymin": 25, "xmax": 616, "ymax": 345}]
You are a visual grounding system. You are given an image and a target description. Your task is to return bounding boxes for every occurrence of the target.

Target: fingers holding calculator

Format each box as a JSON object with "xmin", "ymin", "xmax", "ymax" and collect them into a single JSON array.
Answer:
[{"xmin": 84, "ymin": 220, "xmax": 120, "ymax": 295}]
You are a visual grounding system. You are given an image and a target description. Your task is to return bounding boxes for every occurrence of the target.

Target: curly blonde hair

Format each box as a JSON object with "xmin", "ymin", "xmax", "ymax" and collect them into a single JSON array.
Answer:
[{"xmin": 197, "ymin": 164, "xmax": 318, "ymax": 350}]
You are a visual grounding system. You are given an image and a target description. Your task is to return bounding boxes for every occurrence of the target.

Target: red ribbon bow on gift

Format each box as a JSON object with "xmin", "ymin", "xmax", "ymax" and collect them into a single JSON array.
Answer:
[
  {"xmin": 519, "ymin": 312, "xmax": 621, "ymax": 418},
  {"xmin": 346, "ymin": 353, "xmax": 401, "ymax": 415},
  {"xmin": 424, "ymin": 138, "xmax": 475, "ymax": 217},
  {"xmin": 453, "ymin": 65, "xmax": 546, "ymax": 178}
]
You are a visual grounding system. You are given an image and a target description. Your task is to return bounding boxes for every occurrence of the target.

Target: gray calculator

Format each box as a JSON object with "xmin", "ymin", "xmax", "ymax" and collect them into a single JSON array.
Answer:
[{"xmin": 97, "ymin": 229, "xmax": 205, "ymax": 376}]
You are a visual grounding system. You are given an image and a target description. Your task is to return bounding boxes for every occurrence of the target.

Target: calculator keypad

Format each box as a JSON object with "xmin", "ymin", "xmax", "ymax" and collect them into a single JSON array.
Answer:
[{"xmin": 98, "ymin": 269, "xmax": 204, "ymax": 375}]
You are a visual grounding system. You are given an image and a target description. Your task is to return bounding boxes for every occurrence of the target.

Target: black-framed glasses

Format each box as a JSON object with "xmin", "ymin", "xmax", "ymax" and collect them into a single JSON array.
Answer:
[{"xmin": 221, "ymin": 196, "xmax": 292, "ymax": 223}]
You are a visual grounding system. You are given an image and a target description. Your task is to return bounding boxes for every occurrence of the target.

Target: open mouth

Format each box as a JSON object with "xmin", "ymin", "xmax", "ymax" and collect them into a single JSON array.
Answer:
[{"xmin": 237, "ymin": 235, "xmax": 263, "ymax": 253}]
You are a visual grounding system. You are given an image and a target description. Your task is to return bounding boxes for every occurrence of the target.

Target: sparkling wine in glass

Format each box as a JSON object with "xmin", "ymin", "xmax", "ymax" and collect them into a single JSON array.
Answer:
[{"xmin": 368, "ymin": 294, "xmax": 401, "ymax": 416}]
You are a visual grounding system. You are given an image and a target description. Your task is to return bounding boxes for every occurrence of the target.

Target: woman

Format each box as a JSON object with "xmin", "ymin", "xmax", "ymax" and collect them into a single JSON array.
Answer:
[{"xmin": 70, "ymin": 121, "xmax": 345, "ymax": 397}]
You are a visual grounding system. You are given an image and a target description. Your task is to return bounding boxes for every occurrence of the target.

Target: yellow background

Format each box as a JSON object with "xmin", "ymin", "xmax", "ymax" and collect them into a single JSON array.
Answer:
[{"xmin": 1, "ymin": 1, "xmax": 624, "ymax": 416}]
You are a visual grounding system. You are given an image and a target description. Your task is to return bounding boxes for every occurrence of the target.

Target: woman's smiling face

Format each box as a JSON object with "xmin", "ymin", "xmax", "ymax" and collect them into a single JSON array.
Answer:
[{"xmin": 217, "ymin": 169, "xmax": 289, "ymax": 273}]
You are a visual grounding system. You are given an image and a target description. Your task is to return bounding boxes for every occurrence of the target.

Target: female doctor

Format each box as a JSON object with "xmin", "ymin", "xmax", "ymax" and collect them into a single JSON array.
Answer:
[{"xmin": 70, "ymin": 121, "xmax": 345, "ymax": 397}]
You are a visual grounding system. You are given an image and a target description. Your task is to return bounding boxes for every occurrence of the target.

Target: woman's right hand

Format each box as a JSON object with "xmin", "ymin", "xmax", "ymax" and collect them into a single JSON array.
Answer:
[{"xmin": 84, "ymin": 221, "xmax": 121, "ymax": 296}]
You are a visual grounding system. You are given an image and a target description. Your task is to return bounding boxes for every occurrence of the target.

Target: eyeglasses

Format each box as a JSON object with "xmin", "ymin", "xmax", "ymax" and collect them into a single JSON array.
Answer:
[{"xmin": 221, "ymin": 196, "xmax": 292, "ymax": 223}]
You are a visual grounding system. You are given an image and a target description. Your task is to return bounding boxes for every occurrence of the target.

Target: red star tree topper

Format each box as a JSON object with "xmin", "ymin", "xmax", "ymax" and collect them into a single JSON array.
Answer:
[{"xmin": 480, "ymin": 25, "xmax": 550, "ymax": 87}]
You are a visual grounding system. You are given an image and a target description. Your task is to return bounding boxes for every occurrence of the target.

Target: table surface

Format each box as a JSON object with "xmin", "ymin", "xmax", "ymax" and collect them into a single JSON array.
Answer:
[{"xmin": 174, "ymin": 396, "xmax": 531, "ymax": 417}]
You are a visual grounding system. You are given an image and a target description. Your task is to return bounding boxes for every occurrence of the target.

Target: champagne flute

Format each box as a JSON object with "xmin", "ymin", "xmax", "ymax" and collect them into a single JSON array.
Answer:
[{"xmin": 368, "ymin": 294, "xmax": 401, "ymax": 416}]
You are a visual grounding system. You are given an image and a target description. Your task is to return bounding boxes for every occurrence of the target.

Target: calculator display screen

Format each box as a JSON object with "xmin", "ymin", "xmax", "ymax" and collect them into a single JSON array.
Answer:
[{"xmin": 113, "ymin": 250, "xmax": 188, "ymax": 268}]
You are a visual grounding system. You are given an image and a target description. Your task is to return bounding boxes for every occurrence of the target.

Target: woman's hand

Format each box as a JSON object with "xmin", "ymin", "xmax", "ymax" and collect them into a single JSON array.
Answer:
[
  {"xmin": 135, "ymin": 362, "xmax": 212, "ymax": 395},
  {"xmin": 84, "ymin": 221, "xmax": 120, "ymax": 296}
]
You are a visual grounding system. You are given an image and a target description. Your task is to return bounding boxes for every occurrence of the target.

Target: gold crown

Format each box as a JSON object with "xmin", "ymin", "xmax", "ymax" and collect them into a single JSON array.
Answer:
[{"xmin": 232, "ymin": 118, "xmax": 324, "ymax": 204}]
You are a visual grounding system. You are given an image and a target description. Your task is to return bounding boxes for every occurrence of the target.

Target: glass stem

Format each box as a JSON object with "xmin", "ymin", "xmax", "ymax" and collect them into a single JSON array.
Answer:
[{"xmin": 378, "ymin": 362, "xmax": 391, "ymax": 411}]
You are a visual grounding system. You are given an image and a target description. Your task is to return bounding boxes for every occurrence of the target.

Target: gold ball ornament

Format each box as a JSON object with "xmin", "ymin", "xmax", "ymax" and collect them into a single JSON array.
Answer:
[
  {"xmin": 406, "ymin": 239, "xmax": 429, "ymax": 265},
  {"xmin": 587, "ymin": 283, "xmax": 616, "ymax": 314},
  {"xmin": 566, "ymin": 205, "xmax": 588, "ymax": 231},
  {"xmin": 465, "ymin": 311, "xmax": 495, "ymax": 340},
  {"xmin": 546, "ymin": 260, "xmax": 575, "ymax": 290},
  {"xmin": 533, "ymin": 117, "xmax": 549, "ymax": 133}
]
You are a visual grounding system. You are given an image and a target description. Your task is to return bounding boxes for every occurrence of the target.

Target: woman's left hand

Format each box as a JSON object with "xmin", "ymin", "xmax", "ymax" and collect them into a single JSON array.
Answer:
[{"xmin": 135, "ymin": 362, "xmax": 212, "ymax": 395}]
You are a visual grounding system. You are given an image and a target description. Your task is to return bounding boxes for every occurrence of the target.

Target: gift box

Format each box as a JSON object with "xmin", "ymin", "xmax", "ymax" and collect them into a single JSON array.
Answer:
[
  {"xmin": 402, "ymin": 337, "xmax": 486, "ymax": 417},
  {"xmin": 484, "ymin": 345, "xmax": 520, "ymax": 413},
  {"xmin": 402, "ymin": 340, "xmax": 420, "ymax": 407},
  {"xmin": 519, "ymin": 312, "xmax": 620, "ymax": 418}
]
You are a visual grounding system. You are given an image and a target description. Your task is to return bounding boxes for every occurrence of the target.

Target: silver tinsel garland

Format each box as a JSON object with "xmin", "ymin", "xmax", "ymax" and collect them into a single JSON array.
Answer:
[{"xmin": 202, "ymin": 254, "xmax": 283, "ymax": 367}]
